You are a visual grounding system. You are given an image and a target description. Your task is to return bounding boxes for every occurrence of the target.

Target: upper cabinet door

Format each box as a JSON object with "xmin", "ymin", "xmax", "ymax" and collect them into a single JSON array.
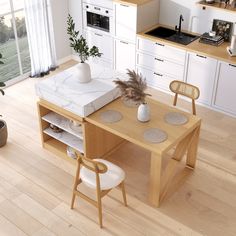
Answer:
[
  {"xmin": 186, "ymin": 52, "xmax": 217, "ymax": 105},
  {"xmin": 214, "ymin": 62, "xmax": 236, "ymax": 115},
  {"xmin": 114, "ymin": 3, "xmax": 137, "ymax": 43}
]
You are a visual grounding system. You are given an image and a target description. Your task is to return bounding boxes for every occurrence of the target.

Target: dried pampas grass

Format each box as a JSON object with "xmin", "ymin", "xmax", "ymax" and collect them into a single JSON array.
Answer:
[{"xmin": 114, "ymin": 70, "xmax": 151, "ymax": 103}]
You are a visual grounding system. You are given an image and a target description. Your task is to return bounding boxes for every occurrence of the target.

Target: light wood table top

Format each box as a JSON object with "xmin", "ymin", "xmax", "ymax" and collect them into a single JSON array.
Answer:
[{"xmin": 86, "ymin": 98, "xmax": 201, "ymax": 155}]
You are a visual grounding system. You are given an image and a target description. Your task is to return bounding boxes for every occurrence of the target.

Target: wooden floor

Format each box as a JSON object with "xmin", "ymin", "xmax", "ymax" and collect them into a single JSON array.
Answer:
[{"xmin": 0, "ymin": 60, "xmax": 236, "ymax": 236}]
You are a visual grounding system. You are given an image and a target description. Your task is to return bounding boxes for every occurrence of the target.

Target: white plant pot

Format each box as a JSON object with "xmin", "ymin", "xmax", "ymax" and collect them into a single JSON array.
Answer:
[
  {"xmin": 137, "ymin": 103, "xmax": 150, "ymax": 122},
  {"xmin": 76, "ymin": 62, "xmax": 91, "ymax": 83}
]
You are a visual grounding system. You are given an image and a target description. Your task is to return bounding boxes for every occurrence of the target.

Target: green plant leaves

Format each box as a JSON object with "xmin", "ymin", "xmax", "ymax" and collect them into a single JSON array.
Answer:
[{"xmin": 67, "ymin": 14, "xmax": 102, "ymax": 62}]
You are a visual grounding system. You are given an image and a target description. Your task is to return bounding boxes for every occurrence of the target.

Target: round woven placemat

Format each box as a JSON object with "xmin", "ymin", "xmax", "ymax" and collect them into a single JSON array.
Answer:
[
  {"xmin": 100, "ymin": 110, "xmax": 123, "ymax": 123},
  {"xmin": 164, "ymin": 112, "xmax": 188, "ymax": 125},
  {"xmin": 143, "ymin": 128, "xmax": 168, "ymax": 143}
]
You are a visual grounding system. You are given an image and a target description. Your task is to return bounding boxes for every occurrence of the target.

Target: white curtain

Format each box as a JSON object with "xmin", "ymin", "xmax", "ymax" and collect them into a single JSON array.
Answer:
[{"xmin": 24, "ymin": 0, "xmax": 57, "ymax": 77}]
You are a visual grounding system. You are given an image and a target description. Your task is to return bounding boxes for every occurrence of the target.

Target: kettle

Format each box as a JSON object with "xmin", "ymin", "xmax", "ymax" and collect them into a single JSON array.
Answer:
[{"xmin": 227, "ymin": 35, "xmax": 236, "ymax": 56}]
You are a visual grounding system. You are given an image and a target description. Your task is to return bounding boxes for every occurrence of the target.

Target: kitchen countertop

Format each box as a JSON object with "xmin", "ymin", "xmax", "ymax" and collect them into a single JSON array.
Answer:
[
  {"xmin": 138, "ymin": 24, "xmax": 236, "ymax": 64},
  {"xmin": 113, "ymin": 0, "xmax": 153, "ymax": 6}
]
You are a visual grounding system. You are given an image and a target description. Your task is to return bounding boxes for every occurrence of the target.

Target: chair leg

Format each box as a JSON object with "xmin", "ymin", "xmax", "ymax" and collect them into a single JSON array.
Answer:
[
  {"xmin": 120, "ymin": 181, "xmax": 127, "ymax": 206},
  {"xmin": 192, "ymin": 99, "xmax": 196, "ymax": 115},
  {"xmin": 173, "ymin": 93, "xmax": 178, "ymax": 106},
  {"xmin": 97, "ymin": 196, "xmax": 103, "ymax": 228},
  {"xmin": 70, "ymin": 192, "xmax": 76, "ymax": 209}
]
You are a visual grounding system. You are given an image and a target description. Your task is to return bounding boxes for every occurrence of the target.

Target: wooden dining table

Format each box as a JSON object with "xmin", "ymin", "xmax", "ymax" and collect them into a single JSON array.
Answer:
[{"xmin": 85, "ymin": 97, "xmax": 201, "ymax": 207}]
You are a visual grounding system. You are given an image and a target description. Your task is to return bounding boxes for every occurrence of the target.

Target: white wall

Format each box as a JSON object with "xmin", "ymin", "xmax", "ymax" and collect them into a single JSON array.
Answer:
[
  {"xmin": 50, "ymin": 0, "xmax": 71, "ymax": 62},
  {"xmin": 68, "ymin": 0, "xmax": 83, "ymax": 58},
  {"xmin": 159, "ymin": 0, "xmax": 236, "ymax": 34},
  {"xmin": 69, "ymin": 0, "xmax": 83, "ymax": 32}
]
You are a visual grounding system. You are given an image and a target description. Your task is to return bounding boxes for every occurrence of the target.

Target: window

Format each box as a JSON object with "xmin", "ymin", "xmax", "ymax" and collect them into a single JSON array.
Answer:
[{"xmin": 0, "ymin": 0, "xmax": 30, "ymax": 85}]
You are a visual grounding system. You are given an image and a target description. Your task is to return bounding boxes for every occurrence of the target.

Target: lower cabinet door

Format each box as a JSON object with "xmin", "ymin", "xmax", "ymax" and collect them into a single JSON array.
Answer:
[
  {"xmin": 114, "ymin": 39, "xmax": 136, "ymax": 73},
  {"xmin": 214, "ymin": 61, "xmax": 236, "ymax": 115},
  {"xmin": 186, "ymin": 53, "xmax": 217, "ymax": 105},
  {"xmin": 137, "ymin": 66, "xmax": 178, "ymax": 91}
]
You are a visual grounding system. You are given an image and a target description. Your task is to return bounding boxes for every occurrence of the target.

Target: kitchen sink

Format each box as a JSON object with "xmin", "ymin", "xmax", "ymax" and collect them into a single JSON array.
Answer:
[{"xmin": 145, "ymin": 26, "xmax": 199, "ymax": 45}]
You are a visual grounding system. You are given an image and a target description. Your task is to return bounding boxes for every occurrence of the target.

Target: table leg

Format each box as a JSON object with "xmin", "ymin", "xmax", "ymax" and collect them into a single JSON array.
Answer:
[
  {"xmin": 186, "ymin": 124, "xmax": 201, "ymax": 168},
  {"xmin": 149, "ymin": 152, "xmax": 162, "ymax": 207}
]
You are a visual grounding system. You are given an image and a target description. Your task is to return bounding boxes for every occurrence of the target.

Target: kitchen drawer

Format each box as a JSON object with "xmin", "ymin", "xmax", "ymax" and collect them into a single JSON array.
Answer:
[
  {"xmin": 137, "ymin": 52, "xmax": 184, "ymax": 80},
  {"xmin": 137, "ymin": 36, "xmax": 186, "ymax": 65},
  {"xmin": 137, "ymin": 66, "xmax": 179, "ymax": 91}
]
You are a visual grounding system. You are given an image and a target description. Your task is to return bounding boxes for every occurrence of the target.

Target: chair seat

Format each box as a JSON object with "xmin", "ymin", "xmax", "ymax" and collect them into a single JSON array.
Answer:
[{"xmin": 80, "ymin": 159, "xmax": 125, "ymax": 190}]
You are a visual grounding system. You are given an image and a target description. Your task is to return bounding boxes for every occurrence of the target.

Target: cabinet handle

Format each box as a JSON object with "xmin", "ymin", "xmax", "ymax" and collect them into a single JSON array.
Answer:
[
  {"xmin": 229, "ymin": 63, "xmax": 236, "ymax": 68},
  {"xmin": 196, "ymin": 54, "xmax": 207, "ymax": 59},
  {"xmin": 120, "ymin": 41, "xmax": 128, "ymax": 44},
  {"xmin": 155, "ymin": 58, "xmax": 164, "ymax": 62},
  {"xmin": 154, "ymin": 72, "xmax": 163, "ymax": 77},
  {"xmin": 120, "ymin": 4, "xmax": 129, "ymax": 7},
  {"xmin": 155, "ymin": 42, "xmax": 165, "ymax": 47},
  {"xmin": 94, "ymin": 6, "xmax": 101, "ymax": 10},
  {"xmin": 95, "ymin": 33, "xmax": 103, "ymax": 37}
]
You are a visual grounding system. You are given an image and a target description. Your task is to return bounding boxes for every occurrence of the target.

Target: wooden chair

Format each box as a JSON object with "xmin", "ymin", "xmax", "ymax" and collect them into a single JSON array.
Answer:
[
  {"xmin": 71, "ymin": 152, "xmax": 127, "ymax": 228},
  {"xmin": 169, "ymin": 80, "xmax": 200, "ymax": 115}
]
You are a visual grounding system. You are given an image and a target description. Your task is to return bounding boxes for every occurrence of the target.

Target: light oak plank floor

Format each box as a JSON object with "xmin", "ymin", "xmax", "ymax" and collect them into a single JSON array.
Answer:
[{"xmin": 0, "ymin": 60, "xmax": 236, "ymax": 236}]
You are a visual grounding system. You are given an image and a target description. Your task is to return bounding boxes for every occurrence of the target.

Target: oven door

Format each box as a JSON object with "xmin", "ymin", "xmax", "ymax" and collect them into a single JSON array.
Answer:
[
  {"xmin": 83, "ymin": 3, "xmax": 113, "ymax": 35},
  {"xmin": 86, "ymin": 11, "xmax": 109, "ymax": 32}
]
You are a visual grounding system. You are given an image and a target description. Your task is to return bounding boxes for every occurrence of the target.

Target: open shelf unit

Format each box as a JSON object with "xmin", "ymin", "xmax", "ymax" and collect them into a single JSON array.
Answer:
[
  {"xmin": 38, "ymin": 99, "xmax": 125, "ymax": 163},
  {"xmin": 38, "ymin": 101, "xmax": 85, "ymax": 164},
  {"xmin": 43, "ymin": 128, "xmax": 84, "ymax": 153},
  {"xmin": 42, "ymin": 112, "xmax": 83, "ymax": 140},
  {"xmin": 44, "ymin": 138, "xmax": 77, "ymax": 164},
  {"xmin": 197, "ymin": 1, "xmax": 236, "ymax": 12}
]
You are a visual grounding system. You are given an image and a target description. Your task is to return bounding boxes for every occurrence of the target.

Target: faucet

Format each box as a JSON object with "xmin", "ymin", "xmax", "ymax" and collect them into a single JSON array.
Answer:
[{"xmin": 175, "ymin": 15, "xmax": 184, "ymax": 35}]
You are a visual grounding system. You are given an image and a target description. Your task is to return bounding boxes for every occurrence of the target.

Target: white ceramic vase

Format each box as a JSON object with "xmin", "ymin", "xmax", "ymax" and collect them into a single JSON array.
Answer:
[
  {"xmin": 137, "ymin": 103, "xmax": 150, "ymax": 122},
  {"xmin": 76, "ymin": 62, "xmax": 91, "ymax": 83}
]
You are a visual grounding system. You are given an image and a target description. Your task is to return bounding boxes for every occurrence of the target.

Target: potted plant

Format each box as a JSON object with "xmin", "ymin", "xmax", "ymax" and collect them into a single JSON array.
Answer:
[
  {"xmin": 67, "ymin": 14, "xmax": 102, "ymax": 83},
  {"xmin": 114, "ymin": 70, "xmax": 151, "ymax": 122},
  {"xmin": 0, "ymin": 52, "xmax": 8, "ymax": 147}
]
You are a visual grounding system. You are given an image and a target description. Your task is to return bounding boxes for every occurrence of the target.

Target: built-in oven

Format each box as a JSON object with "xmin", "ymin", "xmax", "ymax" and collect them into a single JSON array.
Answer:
[{"xmin": 82, "ymin": 2, "xmax": 114, "ymax": 35}]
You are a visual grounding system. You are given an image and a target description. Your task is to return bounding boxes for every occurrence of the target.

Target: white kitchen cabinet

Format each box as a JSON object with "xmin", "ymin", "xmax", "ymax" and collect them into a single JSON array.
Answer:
[
  {"xmin": 136, "ymin": 36, "xmax": 186, "ymax": 91},
  {"xmin": 137, "ymin": 66, "xmax": 176, "ymax": 91},
  {"xmin": 214, "ymin": 61, "xmax": 236, "ymax": 115},
  {"xmin": 186, "ymin": 52, "xmax": 217, "ymax": 105},
  {"xmin": 114, "ymin": 0, "xmax": 159, "ymax": 43},
  {"xmin": 114, "ymin": 39, "xmax": 136, "ymax": 72},
  {"xmin": 136, "ymin": 52, "xmax": 184, "ymax": 79},
  {"xmin": 114, "ymin": 3, "xmax": 137, "ymax": 42},
  {"xmin": 86, "ymin": 30, "xmax": 113, "ymax": 68},
  {"xmin": 137, "ymin": 37, "xmax": 186, "ymax": 65}
]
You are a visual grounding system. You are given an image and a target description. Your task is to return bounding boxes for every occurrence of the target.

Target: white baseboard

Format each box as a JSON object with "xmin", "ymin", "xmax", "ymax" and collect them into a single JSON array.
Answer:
[
  {"xmin": 71, "ymin": 54, "xmax": 80, "ymax": 62},
  {"xmin": 57, "ymin": 55, "xmax": 73, "ymax": 65}
]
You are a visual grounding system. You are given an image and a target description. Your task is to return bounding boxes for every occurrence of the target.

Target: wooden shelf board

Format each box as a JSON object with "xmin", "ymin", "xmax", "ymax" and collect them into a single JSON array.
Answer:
[
  {"xmin": 43, "ymin": 128, "xmax": 84, "ymax": 153},
  {"xmin": 197, "ymin": 1, "xmax": 236, "ymax": 12},
  {"xmin": 43, "ymin": 138, "xmax": 77, "ymax": 165},
  {"xmin": 42, "ymin": 111, "xmax": 83, "ymax": 139}
]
